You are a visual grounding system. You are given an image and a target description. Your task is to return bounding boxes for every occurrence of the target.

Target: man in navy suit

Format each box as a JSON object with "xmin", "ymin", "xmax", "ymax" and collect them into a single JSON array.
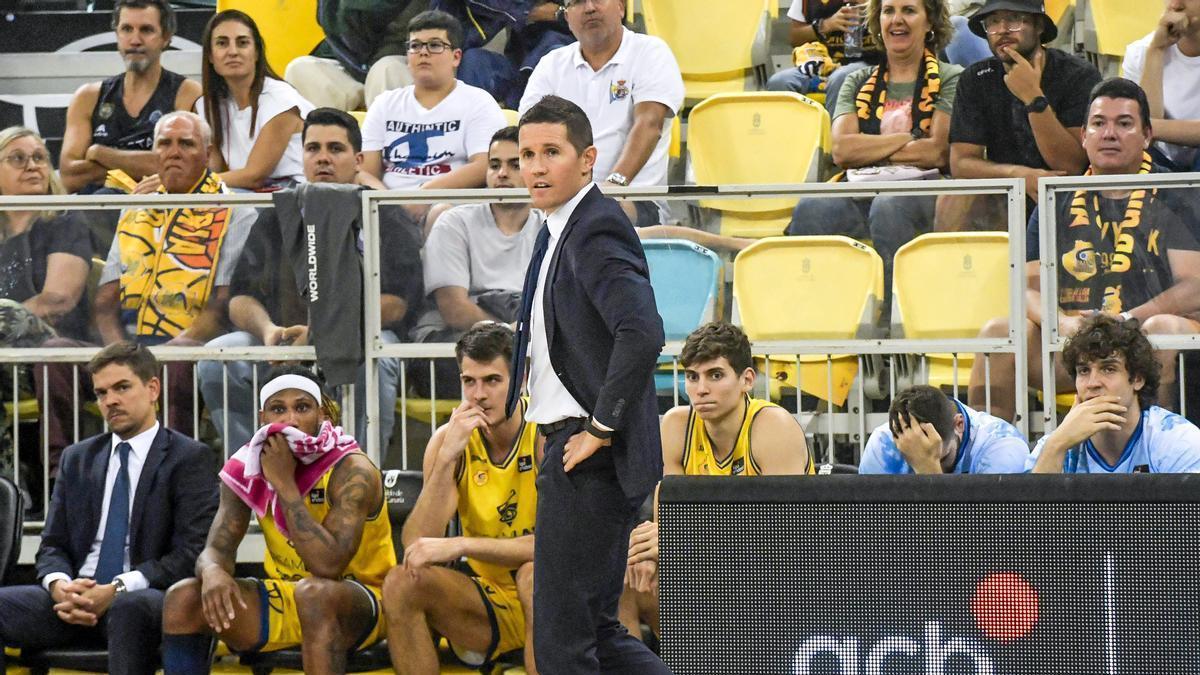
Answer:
[
  {"xmin": 0, "ymin": 341, "xmax": 218, "ymax": 675},
  {"xmin": 507, "ymin": 95, "xmax": 670, "ymax": 673}
]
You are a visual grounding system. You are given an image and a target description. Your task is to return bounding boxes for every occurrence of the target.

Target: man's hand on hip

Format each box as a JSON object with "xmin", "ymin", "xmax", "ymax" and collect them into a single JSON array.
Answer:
[{"xmin": 563, "ymin": 429, "xmax": 611, "ymax": 472}]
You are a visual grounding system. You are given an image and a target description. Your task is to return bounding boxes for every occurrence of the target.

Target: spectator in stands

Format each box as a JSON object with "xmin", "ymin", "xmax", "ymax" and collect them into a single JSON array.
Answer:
[
  {"xmin": 620, "ymin": 322, "xmax": 813, "ymax": 639},
  {"xmin": 196, "ymin": 10, "xmax": 315, "ymax": 191},
  {"xmin": 59, "ymin": 0, "xmax": 202, "ymax": 194},
  {"xmin": 1028, "ymin": 314, "xmax": 1200, "ymax": 473},
  {"xmin": 768, "ymin": 1, "xmax": 883, "ymax": 112},
  {"xmin": 947, "ymin": 0, "xmax": 1100, "ymax": 226},
  {"xmin": 36, "ymin": 111, "xmax": 255, "ymax": 469},
  {"xmin": 860, "ymin": 384, "xmax": 1028, "ymax": 473},
  {"xmin": 786, "ymin": 0, "xmax": 962, "ymax": 306},
  {"xmin": 382, "ymin": 323, "xmax": 538, "ymax": 675},
  {"xmin": 969, "ymin": 78, "xmax": 1200, "ymax": 420},
  {"xmin": 162, "ymin": 365, "xmax": 395, "ymax": 674},
  {"xmin": 0, "ymin": 342, "xmax": 218, "ymax": 675},
  {"xmin": 1123, "ymin": 0, "xmax": 1200, "ymax": 172},
  {"xmin": 410, "ymin": 125, "xmax": 539, "ymax": 396},
  {"xmin": 197, "ymin": 107, "xmax": 418, "ymax": 453},
  {"xmin": 286, "ymin": 0, "xmax": 430, "ymax": 112},
  {"xmin": 0, "ymin": 127, "xmax": 92, "ymax": 345},
  {"xmin": 361, "ymin": 11, "xmax": 507, "ymax": 196},
  {"xmin": 519, "ymin": 0, "xmax": 684, "ymax": 227}
]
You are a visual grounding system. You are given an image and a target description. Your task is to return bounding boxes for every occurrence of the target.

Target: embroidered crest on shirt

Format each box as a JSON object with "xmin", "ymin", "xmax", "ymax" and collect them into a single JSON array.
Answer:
[{"xmin": 609, "ymin": 79, "xmax": 630, "ymax": 102}]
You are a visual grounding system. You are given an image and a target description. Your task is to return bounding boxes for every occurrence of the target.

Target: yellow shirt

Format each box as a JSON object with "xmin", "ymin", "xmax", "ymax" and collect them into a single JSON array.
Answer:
[
  {"xmin": 681, "ymin": 397, "xmax": 814, "ymax": 476},
  {"xmin": 260, "ymin": 455, "xmax": 396, "ymax": 587},
  {"xmin": 456, "ymin": 412, "xmax": 539, "ymax": 584}
]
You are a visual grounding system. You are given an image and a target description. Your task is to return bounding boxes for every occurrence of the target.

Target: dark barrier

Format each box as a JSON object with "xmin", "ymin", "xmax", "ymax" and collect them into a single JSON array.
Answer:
[{"xmin": 658, "ymin": 474, "xmax": 1200, "ymax": 674}]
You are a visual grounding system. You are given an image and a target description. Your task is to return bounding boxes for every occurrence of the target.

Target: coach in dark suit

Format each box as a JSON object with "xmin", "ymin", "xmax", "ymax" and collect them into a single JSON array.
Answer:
[
  {"xmin": 507, "ymin": 95, "xmax": 670, "ymax": 673},
  {"xmin": 0, "ymin": 342, "xmax": 218, "ymax": 675}
]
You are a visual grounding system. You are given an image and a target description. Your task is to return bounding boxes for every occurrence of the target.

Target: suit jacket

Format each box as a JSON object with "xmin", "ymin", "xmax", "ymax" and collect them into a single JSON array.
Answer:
[
  {"xmin": 35, "ymin": 426, "xmax": 219, "ymax": 589},
  {"xmin": 541, "ymin": 185, "xmax": 666, "ymax": 501}
]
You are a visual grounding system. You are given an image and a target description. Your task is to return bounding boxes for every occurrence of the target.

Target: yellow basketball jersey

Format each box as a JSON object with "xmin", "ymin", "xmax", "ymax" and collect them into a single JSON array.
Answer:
[
  {"xmin": 456, "ymin": 412, "xmax": 539, "ymax": 584},
  {"xmin": 681, "ymin": 397, "xmax": 813, "ymax": 476},
  {"xmin": 260, "ymin": 456, "xmax": 396, "ymax": 587}
]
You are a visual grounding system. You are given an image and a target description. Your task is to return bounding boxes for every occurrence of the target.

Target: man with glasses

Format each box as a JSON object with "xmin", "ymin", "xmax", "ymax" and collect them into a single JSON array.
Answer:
[
  {"xmin": 59, "ymin": 0, "xmax": 201, "ymax": 194},
  {"xmin": 519, "ymin": 0, "xmax": 684, "ymax": 228},
  {"xmin": 947, "ymin": 0, "xmax": 1100, "ymax": 223},
  {"xmin": 361, "ymin": 9, "xmax": 508, "ymax": 202}
]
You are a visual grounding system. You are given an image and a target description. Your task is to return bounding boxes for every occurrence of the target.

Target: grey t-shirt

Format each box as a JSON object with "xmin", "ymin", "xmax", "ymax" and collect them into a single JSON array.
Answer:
[
  {"xmin": 833, "ymin": 61, "xmax": 963, "ymax": 122},
  {"xmin": 422, "ymin": 203, "xmax": 542, "ymax": 296}
]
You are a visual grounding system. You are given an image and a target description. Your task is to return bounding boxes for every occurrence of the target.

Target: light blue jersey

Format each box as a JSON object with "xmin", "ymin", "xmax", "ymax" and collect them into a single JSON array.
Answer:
[
  {"xmin": 1026, "ymin": 405, "xmax": 1200, "ymax": 473},
  {"xmin": 860, "ymin": 400, "xmax": 1029, "ymax": 474}
]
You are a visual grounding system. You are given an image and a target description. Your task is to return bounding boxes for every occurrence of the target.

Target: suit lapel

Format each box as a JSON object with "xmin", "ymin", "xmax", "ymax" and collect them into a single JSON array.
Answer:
[
  {"xmin": 129, "ymin": 427, "xmax": 167, "ymax": 549},
  {"xmin": 88, "ymin": 436, "xmax": 112, "ymax": 538},
  {"xmin": 543, "ymin": 185, "xmax": 598, "ymax": 348}
]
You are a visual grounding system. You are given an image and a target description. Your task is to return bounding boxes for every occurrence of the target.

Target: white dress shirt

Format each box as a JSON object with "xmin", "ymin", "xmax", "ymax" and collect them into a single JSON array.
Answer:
[
  {"xmin": 526, "ymin": 182, "xmax": 595, "ymax": 425},
  {"xmin": 42, "ymin": 422, "xmax": 158, "ymax": 593}
]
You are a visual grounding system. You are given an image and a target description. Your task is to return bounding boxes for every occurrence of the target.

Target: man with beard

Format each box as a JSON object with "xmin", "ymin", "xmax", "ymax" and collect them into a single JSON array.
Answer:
[
  {"xmin": 947, "ymin": 0, "xmax": 1100, "ymax": 220},
  {"xmin": 59, "ymin": 0, "xmax": 202, "ymax": 193}
]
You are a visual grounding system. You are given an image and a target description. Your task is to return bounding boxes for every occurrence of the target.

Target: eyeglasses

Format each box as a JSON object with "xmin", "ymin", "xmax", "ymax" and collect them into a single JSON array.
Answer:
[
  {"xmin": 406, "ymin": 39, "xmax": 453, "ymax": 54},
  {"xmin": 982, "ymin": 14, "xmax": 1032, "ymax": 34},
  {"xmin": 564, "ymin": 0, "xmax": 608, "ymax": 8},
  {"xmin": 1, "ymin": 151, "xmax": 50, "ymax": 169}
]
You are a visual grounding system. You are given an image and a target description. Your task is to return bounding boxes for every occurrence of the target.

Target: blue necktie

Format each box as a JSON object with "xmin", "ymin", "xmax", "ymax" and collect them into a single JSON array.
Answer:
[
  {"xmin": 506, "ymin": 222, "xmax": 551, "ymax": 418},
  {"xmin": 95, "ymin": 441, "xmax": 132, "ymax": 584}
]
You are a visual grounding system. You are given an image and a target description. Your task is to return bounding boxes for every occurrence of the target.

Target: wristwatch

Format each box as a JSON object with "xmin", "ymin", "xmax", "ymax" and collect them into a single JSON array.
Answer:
[
  {"xmin": 605, "ymin": 172, "xmax": 629, "ymax": 187},
  {"xmin": 1025, "ymin": 96, "xmax": 1050, "ymax": 113},
  {"xmin": 113, "ymin": 577, "xmax": 127, "ymax": 595}
]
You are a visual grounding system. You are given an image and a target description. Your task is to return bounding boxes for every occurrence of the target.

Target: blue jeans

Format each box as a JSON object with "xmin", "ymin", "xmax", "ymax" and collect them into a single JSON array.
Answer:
[
  {"xmin": 197, "ymin": 330, "xmax": 400, "ymax": 454},
  {"xmin": 767, "ymin": 60, "xmax": 870, "ymax": 117}
]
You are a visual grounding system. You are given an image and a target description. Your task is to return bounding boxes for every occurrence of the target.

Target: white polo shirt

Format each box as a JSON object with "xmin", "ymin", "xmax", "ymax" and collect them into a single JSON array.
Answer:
[{"xmin": 519, "ymin": 28, "xmax": 684, "ymax": 188}]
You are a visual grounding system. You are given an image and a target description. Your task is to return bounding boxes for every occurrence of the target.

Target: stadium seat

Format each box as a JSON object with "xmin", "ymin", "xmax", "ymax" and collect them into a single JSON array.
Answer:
[
  {"xmin": 1081, "ymin": 0, "xmax": 1157, "ymax": 58},
  {"xmin": 688, "ymin": 91, "xmax": 830, "ymax": 238},
  {"xmin": 217, "ymin": 0, "xmax": 325, "ymax": 76},
  {"xmin": 643, "ymin": 239, "xmax": 724, "ymax": 400},
  {"xmin": 397, "ymin": 396, "xmax": 458, "ymax": 427},
  {"xmin": 349, "ymin": 109, "xmax": 367, "ymax": 127},
  {"xmin": 641, "ymin": 0, "xmax": 773, "ymax": 101},
  {"xmin": 732, "ymin": 236, "xmax": 884, "ymax": 406},
  {"xmin": 502, "ymin": 108, "xmax": 520, "ymax": 126},
  {"xmin": 891, "ymin": 232, "xmax": 1010, "ymax": 391},
  {"xmin": 238, "ymin": 470, "xmax": 423, "ymax": 674}
]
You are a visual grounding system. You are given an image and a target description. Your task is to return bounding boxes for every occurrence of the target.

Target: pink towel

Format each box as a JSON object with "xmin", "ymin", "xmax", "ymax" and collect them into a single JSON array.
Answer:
[{"xmin": 219, "ymin": 420, "xmax": 359, "ymax": 538}]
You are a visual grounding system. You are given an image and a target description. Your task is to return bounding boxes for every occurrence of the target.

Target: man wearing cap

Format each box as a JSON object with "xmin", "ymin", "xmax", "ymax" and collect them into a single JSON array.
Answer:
[{"xmin": 948, "ymin": 0, "xmax": 1100, "ymax": 220}]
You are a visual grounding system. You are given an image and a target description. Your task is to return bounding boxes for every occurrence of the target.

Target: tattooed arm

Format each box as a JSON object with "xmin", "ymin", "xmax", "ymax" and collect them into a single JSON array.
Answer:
[
  {"xmin": 274, "ymin": 453, "xmax": 383, "ymax": 579},
  {"xmin": 196, "ymin": 485, "xmax": 252, "ymax": 578}
]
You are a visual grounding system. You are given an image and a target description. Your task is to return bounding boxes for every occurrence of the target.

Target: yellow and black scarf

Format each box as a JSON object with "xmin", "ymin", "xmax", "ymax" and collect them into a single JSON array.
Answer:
[
  {"xmin": 1068, "ymin": 152, "xmax": 1155, "ymax": 234},
  {"xmin": 854, "ymin": 49, "xmax": 941, "ymax": 138},
  {"xmin": 116, "ymin": 169, "xmax": 231, "ymax": 339}
]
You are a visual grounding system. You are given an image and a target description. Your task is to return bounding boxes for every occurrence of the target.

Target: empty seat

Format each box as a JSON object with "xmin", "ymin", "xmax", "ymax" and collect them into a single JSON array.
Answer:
[
  {"xmin": 217, "ymin": 0, "xmax": 325, "ymax": 76},
  {"xmin": 643, "ymin": 239, "xmax": 724, "ymax": 399}
]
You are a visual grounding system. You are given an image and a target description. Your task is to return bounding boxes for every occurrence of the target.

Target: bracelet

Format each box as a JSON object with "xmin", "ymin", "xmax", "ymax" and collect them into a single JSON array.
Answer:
[
  {"xmin": 812, "ymin": 18, "xmax": 826, "ymax": 42},
  {"xmin": 586, "ymin": 418, "xmax": 613, "ymax": 441}
]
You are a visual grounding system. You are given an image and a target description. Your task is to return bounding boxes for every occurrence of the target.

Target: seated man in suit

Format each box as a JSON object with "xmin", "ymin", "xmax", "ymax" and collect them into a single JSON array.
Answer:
[
  {"xmin": 0, "ymin": 341, "xmax": 218, "ymax": 675},
  {"xmin": 860, "ymin": 384, "xmax": 1029, "ymax": 474},
  {"xmin": 383, "ymin": 322, "xmax": 539, "ymax": 675},
  {"xmin": 620, "ymin": 321, "xmax": 813, "ymax": 639},
  {"xmin": 161, "ymin": 364, "xmax": 395, "ymax": 675}
]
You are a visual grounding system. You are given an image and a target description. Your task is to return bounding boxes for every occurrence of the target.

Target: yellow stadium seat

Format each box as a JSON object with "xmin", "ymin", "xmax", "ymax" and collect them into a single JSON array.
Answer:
[
  {"xmin": 641, "ymin": 0, "xmax": 772, "ymax": 101},
  {"xmin": 349, "ymin": 110, "xmax": 367, "ymax": 127},
  {"xmin": 396, "ymin": 397, "xmax": 458, "ymax": 427},
  {"xmin": 1045, "ymin": 0, "xmax": 1072, "ymax": 26},
  {"xmin": 688, "ymin": 91, "xmax": 830, "ymax": 238},
  {"xmin": 892, "ymin": 232, "xmax": 1011, "ymax": 390},
  {"xmin": 733, "ymin": 236, "xmax": 884, "ymax": 406},
  {"xmin": 502, "ymin": 108, "xmax": 520, "ymax": 126},
  {"xmin": 1085, "ymin": 0, "xmax": 1157, "ymax": 57},
  {"xmin": 217, "ymin": 0, "xmax": 326, "ymax": 76}
]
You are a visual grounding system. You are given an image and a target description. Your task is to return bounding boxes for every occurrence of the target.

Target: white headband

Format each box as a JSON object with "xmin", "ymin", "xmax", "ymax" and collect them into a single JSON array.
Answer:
[{"xmin": 259, "ymin": 374, "xmax": 324, "ymax": 409}]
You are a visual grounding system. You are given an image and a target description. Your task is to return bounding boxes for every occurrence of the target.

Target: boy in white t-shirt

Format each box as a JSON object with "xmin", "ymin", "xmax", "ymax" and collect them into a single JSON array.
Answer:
[
  {"xmin": 1123, "ymin": 0, "xmax": 1200, "ymax": 171},
  {"xmin": 361, "ymin": 10, "xmax": 507, "ymax": 196}
]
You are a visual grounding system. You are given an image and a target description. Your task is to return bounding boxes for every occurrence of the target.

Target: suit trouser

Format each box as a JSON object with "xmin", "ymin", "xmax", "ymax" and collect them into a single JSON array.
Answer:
[
  {"xmin": 0, "ymin": 584, "xmax": 164, "ymax": 675},
  {"xmin": 533, "ymin": 421, "xmax": 672, "ymax": 674}
]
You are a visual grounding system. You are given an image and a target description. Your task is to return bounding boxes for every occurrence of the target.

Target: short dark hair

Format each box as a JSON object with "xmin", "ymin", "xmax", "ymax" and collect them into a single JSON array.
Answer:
[
  {"xmin": 260, "ymin": 363, "xmax": 341, "ymax": 423},
  {"xmin": 1062, "ymin": 314, "xmax": 1160, "ymax": 409},
  {"xmin": 1088, "ymin": 77, "xmax": 1152, "ymax": 132},
  {"xmin": 519, "ymin": 95, "xmax": 594, "ymax": 155},
  {"xmin": 455, "ymin": 322, "xmax": 515, "ymax": 368},
  {"xmin": 112, "ymin": 0, "xmax": 176, "ymax": 35},
  {"xmin": 407, "ymin": 9, "xmax": 464, "ymax": 49},
  {"xmin": 304, "ymin": 107, "xmax": 362, "ymax": 153},
  {"xmin": 88, "ymin": 340, "xmax": 159, "ymax": 383},
  {"xmin": 888, "ymin": 385, "xmax": 958, "ymax": 442},
  {"xmin": 490, "ymin": 125, "xmax": 519, "ymax": 147},
  {"xmin": 679, "ymin": 322, "xmax": 753, "ymax": 375}
]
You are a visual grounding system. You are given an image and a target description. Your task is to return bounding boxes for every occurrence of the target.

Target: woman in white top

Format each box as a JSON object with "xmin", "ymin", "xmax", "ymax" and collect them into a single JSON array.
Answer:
[{"xmin": 197, "ymin": 10, "xmax": 314, "ymax": 190}]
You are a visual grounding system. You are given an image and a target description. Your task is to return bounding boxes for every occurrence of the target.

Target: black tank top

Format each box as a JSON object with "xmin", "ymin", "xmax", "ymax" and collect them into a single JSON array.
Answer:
[{"xmin": 90, "ymin": 68, "xmax": 186, "ymax": 151}]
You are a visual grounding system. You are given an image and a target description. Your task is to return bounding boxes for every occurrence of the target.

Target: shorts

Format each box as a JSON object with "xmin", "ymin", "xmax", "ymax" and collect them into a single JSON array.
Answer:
[
  {"xmin": 449, "ymin": 576, "xmax": 527, "ymax": 666},
  {"xmin": 248, "ymin": 577, "xmax": 385, "ymax": 653}
]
